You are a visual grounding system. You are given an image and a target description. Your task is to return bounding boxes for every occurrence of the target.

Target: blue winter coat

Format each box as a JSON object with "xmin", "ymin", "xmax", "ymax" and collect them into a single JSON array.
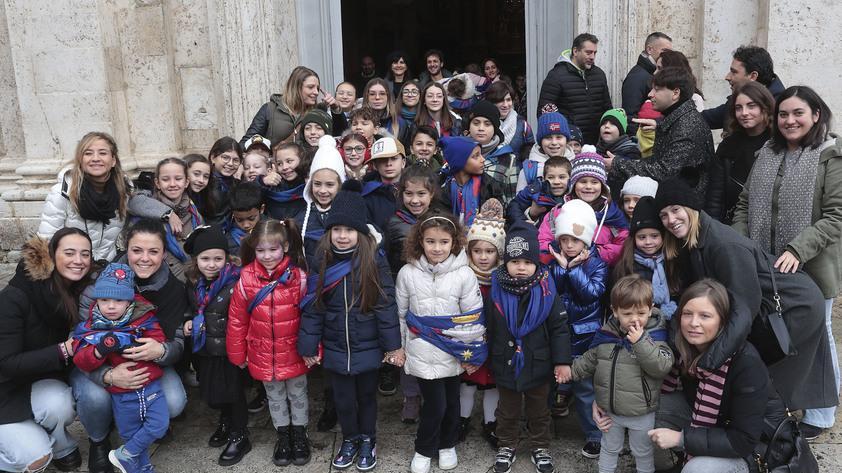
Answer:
[
  {"xmin": 297, "ymin": 252, "xmax": 402, "ymax": 375},
  {"xmin": 551, "ymin": 255, "xmax": 608, "ymax": 357},
  {"xmin": 295, "ymin": 202, "xmax": 329, "ymax": 273},
  {"xmin": 361, "ymin": 172, "xmax": 397, "ymax": 234}
]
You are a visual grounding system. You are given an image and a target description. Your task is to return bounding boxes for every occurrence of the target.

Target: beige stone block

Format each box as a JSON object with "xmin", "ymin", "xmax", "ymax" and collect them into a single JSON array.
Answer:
[
  {"xmin": 117, "ymin": 5, "xmax": 167, "ymax": 58},
  {"xmin": 182, "ymin": 129, "xmax": 219, "ymax": 152},
  {"xmin": 125, "ymin": 83, "xmax": 177, "ymax": 153},
  {"xmin": 32, "ymin": 48, "xmax": 106, "ymax": 94},
  {"xmin": 179, "ymin": 67, "xmax": 217, "ymax": 130},
  {"xmin": 168, "ymin": 0, "xmax": 212, "ymax": 67}
]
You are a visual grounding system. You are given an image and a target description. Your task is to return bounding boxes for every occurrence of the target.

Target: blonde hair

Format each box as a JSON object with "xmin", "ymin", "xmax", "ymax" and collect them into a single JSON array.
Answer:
[
  {"xmin": 67, "ymin": 132, "xmax": 128, "ymax": 219},
  {"xmin": 662, "ymin": 207, "xmax": 701, "ymax": 260},
  {"xmin": 282, "ymin": 66, "xmax": 320, "ymax": 117}
]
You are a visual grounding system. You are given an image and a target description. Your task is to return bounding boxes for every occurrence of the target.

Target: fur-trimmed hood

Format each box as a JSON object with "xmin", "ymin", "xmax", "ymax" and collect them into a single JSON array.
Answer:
[{"xmin": 18, "ymin": 235, "xmax": 54, "ymax": 282}]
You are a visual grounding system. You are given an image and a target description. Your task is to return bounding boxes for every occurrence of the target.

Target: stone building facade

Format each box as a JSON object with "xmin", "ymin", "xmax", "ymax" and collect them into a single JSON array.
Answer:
[{"xmin": 0, "ymin": 0, "xmax": 839, "ymax": 254}]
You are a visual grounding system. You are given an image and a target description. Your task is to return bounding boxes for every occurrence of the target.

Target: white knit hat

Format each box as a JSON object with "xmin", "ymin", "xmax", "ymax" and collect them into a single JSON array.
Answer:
[
  {"xmin": 467, "ymin": 198, "xmax": 506, "ymax": 255},
  {"xmin": 553, "ymin": 199, "xmax": 598, "ymax": 247},
  {"xmin": 620, "ymin": 175, "xmax": 658, "ymax": 198},
  {"xmin": 304, "ymin": 135, "xmax": 347, "ymax": 204}
]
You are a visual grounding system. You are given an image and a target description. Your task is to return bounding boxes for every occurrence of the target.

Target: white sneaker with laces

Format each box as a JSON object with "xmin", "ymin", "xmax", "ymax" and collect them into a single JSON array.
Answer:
[
  {"xmin": 410, "ymin": 452, "xmax": 431, "ymax": 473},
  {"xmin": 438, "ymin": 447, "xmax": 458, "ymax": 470}
]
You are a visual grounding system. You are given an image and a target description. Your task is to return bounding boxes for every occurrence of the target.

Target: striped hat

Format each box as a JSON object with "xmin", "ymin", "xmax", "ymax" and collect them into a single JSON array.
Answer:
[{"xmin": 568, "ymin": 145, "xmax": 608, "ymax": 191}]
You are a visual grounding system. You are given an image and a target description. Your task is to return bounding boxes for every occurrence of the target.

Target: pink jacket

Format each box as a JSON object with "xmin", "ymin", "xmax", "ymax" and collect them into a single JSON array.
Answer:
[{"xmin": 537, "ymin": 200, "xmax": 629, "ymax": 267}]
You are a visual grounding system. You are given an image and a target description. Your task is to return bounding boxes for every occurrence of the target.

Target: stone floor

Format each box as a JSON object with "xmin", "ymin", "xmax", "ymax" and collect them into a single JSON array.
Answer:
[{"xmin": 0, "ymin": 264, "xmax": 835, "ymax": 473}]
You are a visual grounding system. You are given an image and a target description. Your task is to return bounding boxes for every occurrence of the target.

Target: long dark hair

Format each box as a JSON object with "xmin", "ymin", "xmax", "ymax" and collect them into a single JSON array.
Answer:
[
  {"xmin": 415, "ymin": 82, "xmax": 455, "ymax": 132},
  {"xmin": 613, "ymin": 231, "xmax": 681, "ymax": 294},
  {"xmin": 184, "ymin": 153, "xmax": 216, "ymax": 215},
  {"xmin": 403, "ymin": 209, "xmax": 464, "ymax": 263},
  {"xmin": 315, "ymin": 230, "xmax": 383, "ymax": 314},
  {"xmin": 675, "ymin": 278, "xmax": 731, "ymax": 375},
  {"xmin": 770, "ymin": 85, "xmax": 832, "ymax": 153},
  {"xmin": 240, "ymin": 219, "xmax": 306, "ymax": 271},
  {"xmin": 49, "ymin": 227, "xmax": 96, "ymax": 326},
  {"xmin": 726, "ymin": 81, "xmax": 774, "ymax": 136}
]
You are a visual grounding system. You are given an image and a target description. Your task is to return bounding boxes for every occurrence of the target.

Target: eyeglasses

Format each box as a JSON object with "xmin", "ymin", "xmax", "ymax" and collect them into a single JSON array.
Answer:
[
  {"xmin": 402, "ymin": 89, "xmax": 420, "ymax": 97},
  {"xmin": 343, "ymin": 146, "xmax": 365, "ymax": 155},
  {"xmin": 218, "ymin": 154, "xmax": 241, "ymax": 165}
]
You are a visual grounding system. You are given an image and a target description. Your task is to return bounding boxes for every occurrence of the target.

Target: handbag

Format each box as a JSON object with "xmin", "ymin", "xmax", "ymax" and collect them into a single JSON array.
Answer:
[
  {"xmin": 749, "ymin": 410, "xmax": 819, "ymax": 473},
  {"xmin": 748, "ymin": 261, "xmax": 797, "ymax": 365}
]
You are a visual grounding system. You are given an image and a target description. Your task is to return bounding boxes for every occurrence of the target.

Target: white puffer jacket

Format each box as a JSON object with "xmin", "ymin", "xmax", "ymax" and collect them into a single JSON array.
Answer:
[
  {"xmin": 37, "ymin": 170, "xmax": 127, "ymax": 261},
  {"xmin": 396, "ymin": 250, "xmax": 484, "ymax": 380}
]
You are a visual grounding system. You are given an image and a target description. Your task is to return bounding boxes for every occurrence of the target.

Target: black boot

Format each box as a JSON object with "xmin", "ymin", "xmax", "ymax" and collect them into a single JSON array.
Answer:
[
  {"xmin": 51, "ymin": 448, "xmax": 82, "ymax": 471},
  {"xmin": 209, "ymin": 417, "xmax": 230, "ymax": 448},
  {"xmin": 317, "ymin": 389, "xmax": 337, "ymax": 432},
  {"xmin": 218, "ymin": 430, "xmax": 252, "ymax": 466},
  {"xmin": 457, "ymin": 416, "xmax": 472, "ymax": 442},
  {"xmin": 88, "ymin": 437, "xmax": 115, "ymax": 473},
  {"xmin": 273, "ymin": 426, "xmax": 293, "ymax": 466},
  {"xmin": 291, "ymin": 425, "xmax": 312, "ymax": 465},
  {"xmin": 482, "ymin": 421, "xmax": 499, "ymax": 450}
]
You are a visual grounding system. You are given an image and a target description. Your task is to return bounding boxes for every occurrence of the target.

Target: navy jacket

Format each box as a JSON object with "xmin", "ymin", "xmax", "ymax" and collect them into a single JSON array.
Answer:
[
  {"xmin": 551, "ymin": 255, "xmax": 608, "ymax": 357},
  {"xmin": 296, "ymin": 202, "xmax": 330, "ymax": 273},
  {"xmin": 621, "ymin": 54, "xmax": 657, "ymax": 126},
  {"xmin": 262, "ymin": 177, "xmax": 307, "ymax": 221},
  {"xmin": 361, "ymin": 172, "xmax": 397, "ymax": 234}
]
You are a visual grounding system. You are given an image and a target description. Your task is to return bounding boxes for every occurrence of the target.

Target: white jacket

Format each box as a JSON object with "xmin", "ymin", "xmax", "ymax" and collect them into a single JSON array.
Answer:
[
  {"xmin": 396, "ymin": 250, "xmax": 484, "ymax": 380},
  {"xmin": 37, "ymin": 170, "xmax": 126, "ymax": 261}
]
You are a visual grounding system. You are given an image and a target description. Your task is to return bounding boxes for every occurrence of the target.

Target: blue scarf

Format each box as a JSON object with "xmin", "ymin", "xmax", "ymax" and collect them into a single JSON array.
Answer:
[
  {"xmin": 192, "ymin": 263, "xmax": 240, "ymax": 352},
  {"xmin": 246, "ymin": 263, "xmax": 295, "ymax": 314},
  {"xmin": 362, "ymin": 179, "xmax": 391, "ymax": 197},
  {"xmin": 491, "ymin": 266, "xmax": 556, "ymax": 378},
  {"xmin": 165, "ymin": 203, "xmax": 202, "ymax": 263},
  {"xmin": 400, "ymin": 106, "xmax": 417, "ymax": 122},
  {"xmin": 394, "ymin": 209, "xmax": 417, "ymax": 225},
  {"xmin": 73, "ymin": 306, "xmax": 157, "ymax": 349},
  {"xmin": 589, "ymin": 324, "xmax": 669, "ymax": 351},
  {"xmin": 594, "ymin": 199, "xmax": 629, "ymax": 230},
  {"xmin": 633, "ymin": 250, "xmax": 677, "ymax": 319},
  {"xmin": 301, "ymin": 258, "xmax": 354, "ymax": 308},
  {"xmin": 214, "ymin": 173, "xmax": 233, "ymax": 194},
  {"xmin": 448, "ymin": 176, "xmax": 482, "ymax": 227},
  {"xmin": 227, "ymin": 224, "xmax": 248, "ymax": 251},
  {"xmin": 263, "ymin": 182, "xmax": 304, "ymax": 204},
  {"xmin": 405, "ymin": 308, "xmax": 487, "ymax": 365}
]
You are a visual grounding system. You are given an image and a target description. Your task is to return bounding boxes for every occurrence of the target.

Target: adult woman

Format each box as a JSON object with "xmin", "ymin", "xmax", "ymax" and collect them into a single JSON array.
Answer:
[
  {"xmin": 394, "ymin": 80, "xmax": 421, "ymax": 147},
  {"xmin": 732, "ymin": 85, "xmax": 842, "ymax": 437},
  {"xmin": 705, "ymin": 81, "xmax": 774, "ymax": 223},
  {"xmin": 482, "ymin": 57, "xmax": 511, "ymax": 85},
  {"xmin": 653, "ymin": 177, "xmax": 836, "ymax": 414},
  {"xmin": 39, "ymin": 132, "xmax": 131, "ymax": 262},
  {"xmin": 485, "ymin": 81, "xmax": 535, "ymax": 160},
  {"xmin": 362, "ymin": 78, "xmax": 403, "ymax": 139},
  {"xmin": 0, "ymin": 229, "xmax": 95, "ymax": 472},
  {"xmin": 647, "ymin": 279, "xmax": 784, "ymax": 473},
  {"xmin": 384, "ymin": 50, "xmax": 412, "ymax": 100},
  {"xmin": 414, "ymin": 82, "xmax": 462, "ymax": 138},
  {"xmin": 656, "ymin": 50, "xmax": 705, "ymax": 111},
  {"xmin": 70, "ymin": 219, "xmax": 188, "ymax": 471}
]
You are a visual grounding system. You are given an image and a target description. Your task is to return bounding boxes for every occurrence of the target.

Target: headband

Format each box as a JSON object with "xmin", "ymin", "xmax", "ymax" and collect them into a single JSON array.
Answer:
[{"xmin": 421, "ymin": 215, "xmax": 457, "ymax": 230}]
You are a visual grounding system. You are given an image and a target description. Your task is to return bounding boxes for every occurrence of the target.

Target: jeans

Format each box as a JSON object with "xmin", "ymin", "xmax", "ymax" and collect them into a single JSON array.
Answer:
[
  {"xmin": 572, "ymin": 378, "xmax": 602, "ymax": 443},
  {"xmin": 415, "ymin": 376, "xmax": 461, "ymax": 457},
  {"xmin": 331, "ymin": 369, "xmax": 378, "ymax": 440},
  {"xmin": 0, "ymin": 379, "xmax": 77, "ymax": 472},
  {"xmin": 599, "ymin": 412, "xmax": 655, "ymax": 473},
  {"xmin": 70, "ymin": 366, "xmax": 186, "ymax": 442},
  {"xmin": 802, "ymin": 298, "xmax": 840, "ymax": 428},
  {"xmin": 653, "ymin": 391, "xmax": 691, "ymax": 470},
  {"xmin": 112, "ymin": 380, "xmax": 169, "ymax": 467},
  {"xmin": 682, "ymin": 456, "xmax": 748, "ymax": 473}
]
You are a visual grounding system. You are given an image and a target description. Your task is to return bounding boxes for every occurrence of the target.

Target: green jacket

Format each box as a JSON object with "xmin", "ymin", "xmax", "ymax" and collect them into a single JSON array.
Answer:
[
  {"xmin": 732, "ymin": 136, "xmax": 842, "ymax": 298},
  {"xmin": 571, "ymin": 310, "xmax": 673, "ymax": 417}
]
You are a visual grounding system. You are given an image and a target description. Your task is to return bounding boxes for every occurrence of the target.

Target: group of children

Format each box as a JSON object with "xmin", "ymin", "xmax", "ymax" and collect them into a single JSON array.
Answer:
[{"xmin": 69, "ymin": 91, "xmax": 689, "ymax": 473}]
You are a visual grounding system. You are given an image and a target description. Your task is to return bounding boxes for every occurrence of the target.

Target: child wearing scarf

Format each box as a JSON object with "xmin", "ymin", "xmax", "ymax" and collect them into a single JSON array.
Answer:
[
  {"xmin": 261, "ymin": 142, "xmax": 307, "ymax": 221},
  {"xmin": 438, "ymin": 136, "xmax": 503, "ymax": 229},
  {"xmin": 467, "ymin": 100, "xmax": 520, "ymax": 205},
  {"xmin": 485, "ymin": 221, "xmax": 571, "ymax": 473}
]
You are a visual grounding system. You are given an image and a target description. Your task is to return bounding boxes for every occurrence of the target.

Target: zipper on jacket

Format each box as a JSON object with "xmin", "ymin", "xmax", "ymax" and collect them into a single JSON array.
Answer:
[
  {"xmin": 344, "ymin": 278, "xmax": 351, "ymax": 373},
  {"xmin": 609, "ymin": 345, "xmax": 621, "ymax": 414},
  {"xmin": 642, "ymin": 377, "xmax": 652, "ymax": 407},
  {"xmin": 271, "ymin": 286, "xmax": 276, "ymax": 381}
]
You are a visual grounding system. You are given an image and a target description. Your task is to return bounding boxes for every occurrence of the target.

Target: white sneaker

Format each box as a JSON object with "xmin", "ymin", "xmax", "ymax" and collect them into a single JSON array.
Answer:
[
  {"xmin": 410, "ymin": 452, "xmax": 431, "ymax": 473},
  {"xmin": 438, "ymin": 447, "xmax": 458, "ymax": 470}
]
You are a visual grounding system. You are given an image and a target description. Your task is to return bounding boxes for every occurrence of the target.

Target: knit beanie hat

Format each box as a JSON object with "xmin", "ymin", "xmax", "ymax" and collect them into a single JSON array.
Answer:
[
  {"xmin": 553, "ymin": 199, "xmax": 598, "ymax": 247},
  {"xmin": 305, "ymin": 135, "xmax": 347, "ymax": 204},
  {"xmin": 297, "ymin": 108, "xmax": 333, "ymax": 136},
  {"xmin": 568, "ymin": 145, "xmax": 608, "ymax": 191},
  {"xmin": 440, "ymin": 136, "xmax": 479, "ymax": 175},
  {"xmin": 184, "ymin": 225, "xmax": 228, "ymax": 257},
  {"xmin": 93, "ymin": 263, "xmax": 136, "ymax": 301},
  {"xmin": 654, "ymin": 176, "xmax": 702, "ymax": 212},
  {"xmin": 637, "ymin": 100, "xmax": 662, "ymax": 120},
  {"xmin": 468, "ymin": 100, "xmax": 502, "ymax": 139},
  {"xmin": 630, "ymin": 196, "xmax": 663, "ymax": 234},
  {"xmin": 600, "ymin": 108, "xmax": 628, "ymax": 134},
  {"xmin": 536, "ymin": 112, "xmax": 571, "ymax": 143},
  {"xmin": 467, "ymin": 198, "xmax": 506, "ymax": 256},
  {"xmin": 620, "ymin": 175, "xmax": 658, "ymax": 198},
  {"xmin": 569, "ymin": 125, "xmax": 584, "ymax": 145},
  {"xmin": 504, "ymin": 220, "xmax": 541, "ymax": 265},
  {"xmin": 325, "ymin": 180, "xmax": 369, "ymax": 235}
]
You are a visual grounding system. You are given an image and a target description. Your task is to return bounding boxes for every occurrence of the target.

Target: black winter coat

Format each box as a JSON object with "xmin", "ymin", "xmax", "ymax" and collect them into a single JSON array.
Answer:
[
  {"xmin": 485, "ymin": 291, "xmax": 571, "ymax": 392},
  {"xmin": 621, "ymin": 54, "xmax": 657, "ymax": 125},
  {"xmin": 187, "ymin": 279, "xmax": 237, "ymax": 357},
  {"xmin": 385, "ymin": 214, "xmax": 411, "ymax": 278},
  {"xmin": 438, "ymin": 175, "xmax": 505, "ymax": 222},
  {"xmin": 702, "ymin": 77, "xmax": 785, "ymax": 130},
  {"xmin": 704, "ymin": 129, "xmax": 769, "ymax": 223},
  {"xmin": 361, "ymin": 172, "xmax": 398, "ymax": 234},
  {"xmin": 537, "ymin": 55, "xmax": 613, "ymax": 145}
]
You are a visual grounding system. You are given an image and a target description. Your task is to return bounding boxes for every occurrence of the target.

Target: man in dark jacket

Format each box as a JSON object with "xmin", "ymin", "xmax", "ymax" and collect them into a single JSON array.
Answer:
[
  {"xmin": 537, "ymin": 33, "xmax": 612, "ymax": 145},
  {"xmin": 417, "ymin": 49, "xmax": 453, "ymax": 88},
  {"xmin": 621, "ymin": 32, "xmax": 672, "ymax": 132},
  {"xmin": 702, "ymin": 45, "xmax": 785, "ymax": 130}
]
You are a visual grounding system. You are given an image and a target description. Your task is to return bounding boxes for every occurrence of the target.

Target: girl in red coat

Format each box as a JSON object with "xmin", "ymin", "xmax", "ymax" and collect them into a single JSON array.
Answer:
[{"xmin": 227, "ymin": 219, "xmax": 311, "ymax": 466}]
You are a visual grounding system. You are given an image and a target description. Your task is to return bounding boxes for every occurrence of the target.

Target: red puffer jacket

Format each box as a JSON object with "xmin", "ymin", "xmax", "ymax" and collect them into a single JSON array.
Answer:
[{"xmin": 227, "ymin": 256, "xmax": 309, "ymax": 382}]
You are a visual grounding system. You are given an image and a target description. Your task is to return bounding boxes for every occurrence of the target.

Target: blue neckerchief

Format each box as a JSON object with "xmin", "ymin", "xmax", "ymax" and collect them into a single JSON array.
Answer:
[
  {"xmin": 263, "ymin": 182, "xmax": 304, "ymax": 204},
  {"xmin": 405, "ymin": 308, "xmax": 487, "ymax": 365},
  {"xmin": 594, "ymin": 199, "xmax": 629, "ymax": 230},
  {"xmin": 449, "ymin": 97, "xmax": 477, "ymax": 111},
  {"xmin": 300, "ymin": 258, "xmax": 353, "ymax": 308},
  {"xmin": 73, "ymin": 310, "xmax": 157, "ymax": 349},
  {"xmin": 214, "ymin": 173, "xmax": 233, "ymax": 194},
  {"xmin": 491, "ymin": 267, "xmax": 556, "ymax": 378},
  {"xmin": 394, "ymin": 209, "xmax": 417, "ymax": 225},
  {"xmin": 633, "ymin": 249, "xmax": 677, "ymax": 319},
  {"xmin": 589, "ymin": 325, "xmax": 669, "ymax": 351},
  {"xmin": 193, "ymin": 263, "xmax": 240, "ymax": 352},
  {"xmin": 448, "ymin": 175, "xmax": 482, "ymax": 227},
  {"xmin": 227, "ymin": 225, "xmax": 248, "ymax": 251},
  {"xmin": 165, "ymin": 202, "xmax": 202, "ymax": 262},
  {"xmin": 247, "ymin": 264, "xmax": 294, "ymax": 314},
  {"xmin": 361, "ymin": 179, "xmax": 390, "ymax": 197}
]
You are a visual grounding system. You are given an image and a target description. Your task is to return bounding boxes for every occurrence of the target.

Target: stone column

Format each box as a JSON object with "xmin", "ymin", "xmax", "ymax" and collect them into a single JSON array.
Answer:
[{"xmin": 0, "ymin": 0, "xmax": 24, "ymax": 197}]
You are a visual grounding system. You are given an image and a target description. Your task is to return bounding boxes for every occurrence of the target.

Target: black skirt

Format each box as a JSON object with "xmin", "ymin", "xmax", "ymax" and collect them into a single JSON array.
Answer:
[{"xmin": 195, "ymin": 354, "xmax": 248, "ymax": 405}]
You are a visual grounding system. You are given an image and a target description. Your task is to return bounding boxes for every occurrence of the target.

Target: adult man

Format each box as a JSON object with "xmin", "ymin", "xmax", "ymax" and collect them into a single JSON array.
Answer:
[
  {"xmin": 352, "ymin": 55, "xmax": 379, "ymax": 93},
  {"xmin": 608, "ymin": 67, "xmax": 714, "ymax": 198},
  {"xmin": 702, "ymin": 45, "xmax": 785, "ymax": 129},
  {"xmin": 621, "ymin": 32, "xmax": 673, "ymax": 126},
  {"xmin": 537, "ymin": 33, "xmax": 612, "ymax": 144},
  {"xmin": 417, "ymin": 49, "xmax": 452, "ymax": 87}
]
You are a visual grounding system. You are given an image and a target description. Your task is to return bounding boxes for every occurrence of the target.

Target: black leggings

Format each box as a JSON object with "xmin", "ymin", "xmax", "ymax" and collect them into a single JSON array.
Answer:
[{"xmin": 331, "ymin": 370, "xmax": 379, "ymax": 440}]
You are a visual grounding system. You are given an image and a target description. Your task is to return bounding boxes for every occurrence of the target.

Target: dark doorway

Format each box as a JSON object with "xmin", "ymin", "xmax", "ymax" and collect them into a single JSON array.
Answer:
[{"xmin": 341, "ymin": 0, "xmax": 525, "ymax": 85}]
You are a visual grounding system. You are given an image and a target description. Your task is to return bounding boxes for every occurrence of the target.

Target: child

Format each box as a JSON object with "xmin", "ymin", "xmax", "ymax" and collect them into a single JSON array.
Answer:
[
  {"xmin": 416, "ymin": 81, "xmax": 463, "ymax": 138},
  {"xmin": 262, "ymin": 142, "xmax": 308, "ymax": 221},
  {"xmin": 297, "ymin": 108, "xmax": 333, "ymax": 151},
  {"xmin": 226, "ymin": 182, "xmax": 265, "ymax": 257},
  {"xmin": 596, "ymin": 108, "xmax": 641, "ymax": 162},
  {"xmin": 438, "ymin": 136, "xmax": 502, "ymax": 228},
  {"xmin": 340, "ymin": 132, "xmax": 372, "ymax": 181},
  {"xmin": 185, "ymin": 153, "xmax": 214, "ymax": 220},
  {"xmin": 183, "ymin": 226, "xmax": 250, "ymax": 466},
  {"xmin": 562, "ymin": 275, "xmax": 673, "ymax": 473},
  {"xmin": 227, "ymin": 219, "xmax": 312, "ymax": 466},
  {"xmin": 508, "ymin": 156, "xmax": 572, "ymax": 227},
  {"xmin": 547, "ymin": 199, "xmax": 608, "ymax": 459},
  {"xmin": 386, "ymin": 165, "xmax": 439, "ymax": 277},
  {"xmin": 538, "ymin": 146, "xmax": 629, "ymax": 267},
  {"xmin": 485, "ymin": 221, "xmax": 571, "ymax": 473},
  {"xmin": 206, "ymin": 136, "xmax": 243, "ymax": 225},
  {"xmin": 73, "ymin": 263, "xmax": 168, "ymax": 473},
  {"xmin": 461, "ymin": 199, "xmax": 506, "ymax": 448},
  {"xmin": 298, "ymin": 181, "xmax": 403, "ymax": 471},
  {"xmin": 408, "ymin": 125, "xmax": 444, "ymax": 171},
  {"xmin": 517, "ymin": 111, "xmax": 574, "ymax": 192},
  {"xmin": 398, "ymin": 210, "xmax": 485, "ymax": 473},
  {"xmin": 349, "ymin": 106, "xmax": 381, "ymax": 145},
  {"xmin": 568, "ymin": 125, "xmax": 584, "ymax": 155},
  {"xmin": 243, "ymin": 134, "xmax": 272, "ymax": 160},
  {"xmin": 619, "ymin": 175, "xmax": 658, "ymax": 221},
  {"xmin": 613, "ymin": 197, "xmax": 679, "ymax": 320},
  {"xmin": 362, "ymin": 136, "xmax": 407, "ymax": 233},
  {"xmin": 242, "ymin": 150, "xmax": 272, "ymax": 183},
  {"xmin": 467, "ymin": 100, "xmax": 519, "ymax": 205}
]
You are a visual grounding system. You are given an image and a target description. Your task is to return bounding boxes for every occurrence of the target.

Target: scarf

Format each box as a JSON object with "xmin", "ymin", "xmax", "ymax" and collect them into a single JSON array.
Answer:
[
  {"xmin": 405, "ymin": 307, "xmax": 487, "ymax": 365},
  {"xmin": 362, "ymin": 179, "xmax": 393, "ymax": 197},
  {"xmin": 214, "ymin": 172, "xmax": 234, "ymax": 194},
  {"xmin": 91, "ymin": 303, "xmax": 135, "ymax": 330},
  {"xmin": 516, "ymin": 182, "xmax": 557, "ymax": 209},
  {"xmin": 301, "ymin": 257, "xmax": 354, "ymax": 308},
  {"xmin": 589, "ymin": 323, "xmax": 668, "ymax": 352},
  {"xmin": 400, "ymin": 105, "xmax": 417, "ymax": 122},
  {"xmin": 480, "ymin": 135, "xmax": 502, "ymax": 158},
  {"xmin": 594, "ymin": 199, "xmax": 630, "ymax": 230},
  {"xmin": 394, "ymin": 209, "xmax": 417, "ymax": 225},
  {"xmin": 633, "ymin": 250, "xmax": 677, "ymax": 319},
  {"xmin": 685, "ymin": 357, "xmax": 733, "ymax": 461},
  {"xmin": 78, "ymin": 176, "xmax": 120, "ymax": 224},
  {"xmin": 156, "ymin": 196, "xmax": 202, "ymax": 263},
  {"xmin": 246, "ymin": 260, "xmax": 294, "ymax": 314},
  {"xmin": 747, "ymin": 144, "xmax": 822, "ymax": 255},
  {"xmin": 192, "ymin": 263, "xmax": 240, "ymax": 352},
  {"xmin": 301, "ymin": 203, "xmax": 329, "ymax": 243},
  {"xmin": 73, "ymin": 304, "xmax": 157, "ymax": 349},
  {"xmin": 491, "ymin": 266, "xmax": 556, "ymax": 378},
  {"xmin": 448, "ymin": 175, "xmax": 482, "ymax": 227},
  {"xmin": 263, "ymin": 182, "xmax": 304, "ymax": 204},
  {"xmin": 469, "ymin": 261, "xmax": 494, "ymax": 286},
  {"xmin": 500, "ymin": 112, "xmax": 518, "ymax": 147},
  {"xmin": 227, "ymin": 225, "xmax": 248, "ymax": 251}
]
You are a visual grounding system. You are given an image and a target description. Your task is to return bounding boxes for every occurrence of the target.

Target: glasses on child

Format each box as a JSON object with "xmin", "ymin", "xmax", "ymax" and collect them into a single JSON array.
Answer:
[
  {"xmin": 402, "ymin": 89, "xmax": 420, "ymax": 96},
  {"xmin": 343, "ymin": 146, "xmax": 365, "ymax": 155},
  {"xmin": 218, "ymin": 154, "xmax": 241, "ymax": 165}
]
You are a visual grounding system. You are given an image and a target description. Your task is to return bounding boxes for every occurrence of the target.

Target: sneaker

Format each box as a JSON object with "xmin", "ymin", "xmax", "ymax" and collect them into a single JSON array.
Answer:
[
  {"xmin": 108, "ymin": 446, "xmax": 141, "ymax": 473},
  {"xmin": 378, "ymin": 366, "xmax": 397, "ymax": 396},
  {"xmin": 581, "ymin": 441, "xmax": 600, "ymax": 459},
  {"xmin": 438, "ymin": 447, "xmax": 458, "ymax": 470},
  {"xmin": 356, "ymin": 436, "xmax": 377, "ymax": 471},
  {"xmin": 332, "ymin": 438, "xmax": 360, "ymax": 469},
  {"xmin": 402, "ymin": 395, "xmax": 421, "ymax": 424},
  {"xmin": 530, "ymin": 448, "xmax": 554, "ymax": 473},
  {"xmin": 482, "ymin": 421, "xmax": 499, "ymax": 450},
  {"xmin": 551, "ymin": 391, "xmax": 570, "ymax": 417},
  {"xmin": 493, "ymin": 446, "xmax": 517, "ymax": 473},
  {"xmin": 247, "ymin": 390, "xmax": 267, "ymax": 413},
  {"xmin": 410, "ymin": 452, "xmax": 431, "ymax": 473},
  {"xmin": 457, "ymin": 416, "xmax": 472, "ymax": 442},
  {"xmin": 799, "ymin": 422, "xmax": 825, "ymax": 441}
]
